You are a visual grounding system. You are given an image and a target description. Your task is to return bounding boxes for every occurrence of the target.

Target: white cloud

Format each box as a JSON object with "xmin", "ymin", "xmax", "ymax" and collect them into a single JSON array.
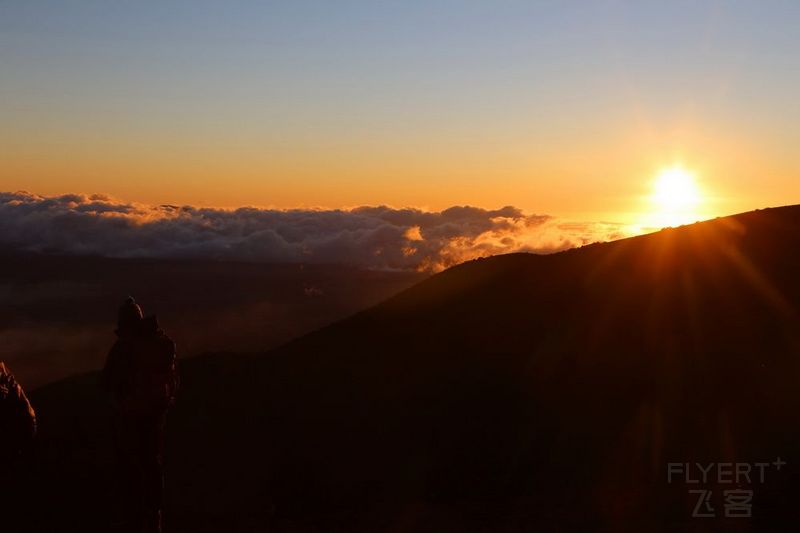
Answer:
[{"xmin": 0, "ymin": 191, "xmax": 630, "ymax": 271}]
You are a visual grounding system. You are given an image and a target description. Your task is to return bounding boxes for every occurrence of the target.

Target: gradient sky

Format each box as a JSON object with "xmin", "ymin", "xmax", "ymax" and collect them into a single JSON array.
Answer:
[{"xmin": 1, "ymin": 1, "xmax": 798, "ymax": 221}]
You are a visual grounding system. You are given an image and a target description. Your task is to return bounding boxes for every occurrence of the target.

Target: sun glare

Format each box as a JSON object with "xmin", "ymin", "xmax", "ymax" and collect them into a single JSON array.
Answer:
[
  {"xmin": 642, "ymin": 165, "xmax": 705, "ymax": 228},
  {"xmin": 653, "ymin": 167, "xmax": 700, "ymax": 211}
]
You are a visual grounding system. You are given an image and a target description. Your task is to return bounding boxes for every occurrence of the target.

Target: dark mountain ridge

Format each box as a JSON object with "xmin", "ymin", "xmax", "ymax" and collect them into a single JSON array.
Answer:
[{"xmin": 22, "ymin": 205, "xmax": 800, "ymax": 532}]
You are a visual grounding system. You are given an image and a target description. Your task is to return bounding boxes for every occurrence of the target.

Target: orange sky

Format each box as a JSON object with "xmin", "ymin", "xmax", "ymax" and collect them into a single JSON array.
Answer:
[
  {"xmin": 4, "ymin": 116, "xmax": 794, "ymax": 224},
  {"xmin": 2, "ymin": 2, "xmax": 798, "ymax": 223}
]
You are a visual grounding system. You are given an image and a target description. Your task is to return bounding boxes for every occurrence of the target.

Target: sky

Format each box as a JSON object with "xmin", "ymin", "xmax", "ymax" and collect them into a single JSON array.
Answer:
[{"xmin": 2, "ymin": 1, "xmax": 799, "ymax": 223}]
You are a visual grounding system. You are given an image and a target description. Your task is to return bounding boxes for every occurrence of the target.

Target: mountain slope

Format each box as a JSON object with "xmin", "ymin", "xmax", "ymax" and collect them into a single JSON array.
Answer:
[{"xmin": 25, "ymin": 205, "xmax": 800, "ymax": 532}]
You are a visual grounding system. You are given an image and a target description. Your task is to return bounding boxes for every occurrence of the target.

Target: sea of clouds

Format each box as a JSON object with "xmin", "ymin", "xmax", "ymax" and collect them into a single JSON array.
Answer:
[{"xmin": 0, "ymin": 191, "xmax": 630, "ymax": 271}]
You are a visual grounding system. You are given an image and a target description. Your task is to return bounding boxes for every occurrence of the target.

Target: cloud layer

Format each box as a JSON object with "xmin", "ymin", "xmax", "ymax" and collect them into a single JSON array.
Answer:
[{"xmin": 0, "ymin": 192, "xmax": 629, "ymax": 271}]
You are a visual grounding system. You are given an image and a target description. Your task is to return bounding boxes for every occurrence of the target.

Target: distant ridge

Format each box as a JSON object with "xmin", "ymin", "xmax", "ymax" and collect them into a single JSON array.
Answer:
[{"xmin": 28, "ymin": 205, "xmax": 800, "ymax": 532}]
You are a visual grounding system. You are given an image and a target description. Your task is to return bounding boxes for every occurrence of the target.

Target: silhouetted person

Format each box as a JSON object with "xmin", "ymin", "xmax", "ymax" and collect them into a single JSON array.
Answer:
[
  {"xmin": 0, "ymin": 361, "xmax": 36, "ymax": 525},
  {"xmin": 0, "ymin": 361, "xmax": 36, "ymax": 458},
  {"xmin": 103, "ymin": 297, "xmax": 179, "ymax": 533}
]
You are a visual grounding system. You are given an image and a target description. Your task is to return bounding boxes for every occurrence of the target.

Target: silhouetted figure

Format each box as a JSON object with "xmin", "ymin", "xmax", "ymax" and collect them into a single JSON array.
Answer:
[
  {"xmin": 0, "ymin": 361, "xmax": 36, "ymax": 457},
  {"xmin": 0, "ymin": 361, "xmax": 36, "ymax": 525},
  {"xmin": 104, "ymin": 297, "xmax": 179, "ymax": 533}
]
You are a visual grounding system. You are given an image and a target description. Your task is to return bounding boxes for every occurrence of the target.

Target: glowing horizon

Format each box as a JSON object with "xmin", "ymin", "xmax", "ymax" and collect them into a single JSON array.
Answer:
[{"xmin": 2, "ymin": 2, "xmax": 799, "ymax": 223}]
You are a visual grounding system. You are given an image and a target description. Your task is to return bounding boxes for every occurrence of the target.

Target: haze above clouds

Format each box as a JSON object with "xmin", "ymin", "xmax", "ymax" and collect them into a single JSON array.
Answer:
[{"xmin": 0, "ymin": 192, "xmax": 628, "ymax": 271}]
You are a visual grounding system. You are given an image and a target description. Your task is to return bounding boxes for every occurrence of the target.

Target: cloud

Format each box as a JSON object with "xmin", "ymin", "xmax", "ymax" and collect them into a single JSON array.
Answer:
[{"xmin": 0, "ymin": 191, "xmax": 630, "ymax": 271}]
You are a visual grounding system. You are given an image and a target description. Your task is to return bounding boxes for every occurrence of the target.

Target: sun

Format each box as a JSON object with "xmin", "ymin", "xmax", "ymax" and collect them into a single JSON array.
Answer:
[
  {"xmin": 642, "ymin": 165, "xmax": 706, "ymax": 228},
  {"xmin": 653, "ymin": 166, "xmax": 700, "ymax": 211}
]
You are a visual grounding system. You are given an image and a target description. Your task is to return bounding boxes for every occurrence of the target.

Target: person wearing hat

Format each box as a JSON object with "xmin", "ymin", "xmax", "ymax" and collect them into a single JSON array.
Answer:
[{"xmin": 103, "ymin": 297, "xmax": 178, "ymax": 533}]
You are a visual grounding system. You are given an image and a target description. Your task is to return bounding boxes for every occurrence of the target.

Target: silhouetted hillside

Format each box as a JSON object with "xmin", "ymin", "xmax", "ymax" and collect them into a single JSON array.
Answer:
[{"xmin": 22, "ymin": 206, "xmax": 800, "ymax": 532}]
